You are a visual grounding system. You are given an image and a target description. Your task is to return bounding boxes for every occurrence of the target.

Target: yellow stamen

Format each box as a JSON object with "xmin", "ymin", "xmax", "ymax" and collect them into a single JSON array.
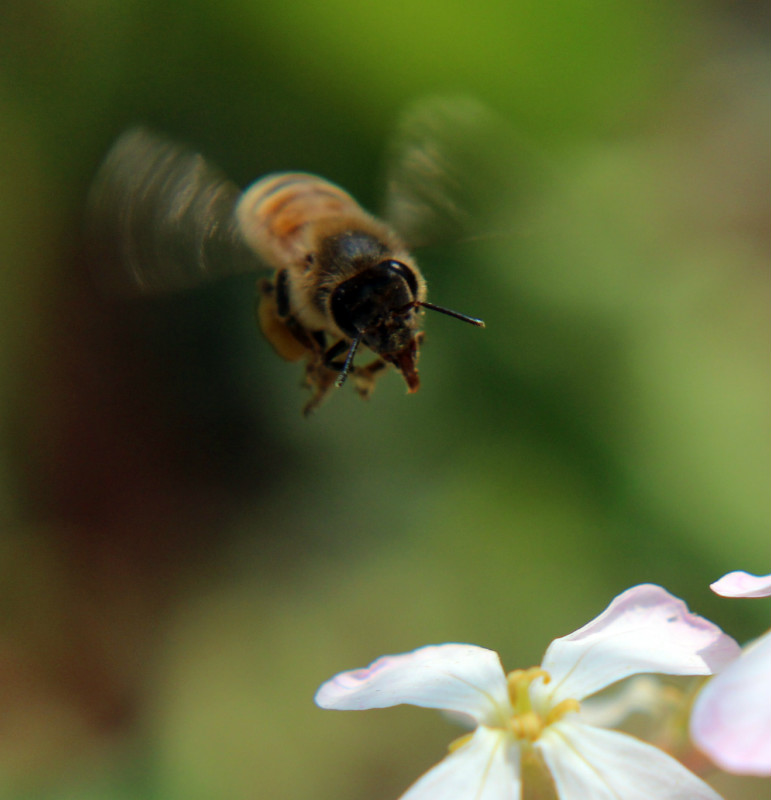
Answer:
[
  {"xmin": 498, "ymin": 666, "xmax": 580, "ymax": 744},
  {"xmin": 507, "ymin": 668, "xmax": 551, "ymax": 712},
  {"xmin": 546, "ymin": 698, "xmax": 580, "ymax": 725}
]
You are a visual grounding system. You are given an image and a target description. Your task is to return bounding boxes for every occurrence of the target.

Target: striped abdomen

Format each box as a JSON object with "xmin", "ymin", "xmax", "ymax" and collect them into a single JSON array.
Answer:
[{"xmin": 236, "ymin": 173, "xmax": 367, "ymax": 269}]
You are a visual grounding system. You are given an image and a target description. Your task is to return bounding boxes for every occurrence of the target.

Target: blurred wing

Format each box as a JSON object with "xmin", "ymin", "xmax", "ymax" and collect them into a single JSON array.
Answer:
[
  {"xmin": 87, "ymin": 128, "xmax": 263, "ymax": 294},
  {"xmin": 382, "ymin": 96, "xmax": 522, "ymax": 247}
]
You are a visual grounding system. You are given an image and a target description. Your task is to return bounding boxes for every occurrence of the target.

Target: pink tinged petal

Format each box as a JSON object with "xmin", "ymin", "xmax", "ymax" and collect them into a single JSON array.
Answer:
[
  {"xmin": 536, "ymin": 585, "xmax": 741, "ymax": 705},
  {"xmin": 690, "ymin": 631, "xmax": 771, "ymax": 776},
  {"xmin": 710, "ymin": 570, "xmax": 771, "ymax": 599},
  {"xmin": 536, "ymin": 720, "xmax": 723, "ymax": 800},
  {"xmin": 398, "ymin": 726, "xmax": 520, "ymax": 800},
  {"xmin": 314, "ymin": 644, "xmax": 510, "ymax": 725}
]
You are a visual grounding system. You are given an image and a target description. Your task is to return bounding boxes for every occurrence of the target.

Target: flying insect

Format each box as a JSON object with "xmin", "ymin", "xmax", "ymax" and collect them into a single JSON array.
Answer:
[{"xmin": 88, "ymin": 100, "xmax": 489, "ymax": 414}]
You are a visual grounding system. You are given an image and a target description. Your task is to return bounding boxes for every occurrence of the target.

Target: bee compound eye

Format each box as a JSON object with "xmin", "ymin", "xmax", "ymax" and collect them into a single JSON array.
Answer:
[
  {"xmin": 380, "ymin": 260, "xmax": 419, "ymax": 296},
  {"xmin": 329, "ymin": 295, "xmax": 360, "ymax": 339},
  {"xmin": 329, "ymin": 273, "xmax": 374, "ymax": 338}
]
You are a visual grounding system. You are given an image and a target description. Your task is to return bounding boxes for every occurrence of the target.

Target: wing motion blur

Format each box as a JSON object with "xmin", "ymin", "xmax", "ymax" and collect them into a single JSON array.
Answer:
[
  {"xmin": 87, "ymin": 128, "xmax": 263, "ymax": 294},
  {"xmin": 88, "ymin": 99, "xmax": 520, "ymax": 296},
  {"xmin": 382, "ymin": 95, "xmax": 520, "ymax": 248}
]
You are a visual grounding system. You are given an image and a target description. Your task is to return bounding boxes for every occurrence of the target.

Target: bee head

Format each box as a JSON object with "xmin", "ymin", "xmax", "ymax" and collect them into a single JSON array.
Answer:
[
  {"xmin": 331, "ymin": 260, "xmax": 421, "ymax": 348},
  {"xmin": 329, "ymin": 253, "xmax": 484, "ymax": 395},
  {"xmin": 330, "ymin": 259, "xmax": 422, "ymax": 391}
]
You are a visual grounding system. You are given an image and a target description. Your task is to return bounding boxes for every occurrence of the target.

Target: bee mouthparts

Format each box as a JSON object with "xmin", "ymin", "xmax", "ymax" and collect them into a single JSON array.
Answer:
[{"xmin": 392, "ymin": 348, "xmax": 420, "ymax": 393}]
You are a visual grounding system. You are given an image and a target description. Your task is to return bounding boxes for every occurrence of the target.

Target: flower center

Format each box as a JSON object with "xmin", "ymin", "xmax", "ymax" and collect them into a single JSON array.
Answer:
[
  {"xmin": 448, "ymin": 666, "xmax": 581, "ymax": 754},
  {"xmin": 505, "ymin": 667, "xmax": 580, "ymax": 742}
]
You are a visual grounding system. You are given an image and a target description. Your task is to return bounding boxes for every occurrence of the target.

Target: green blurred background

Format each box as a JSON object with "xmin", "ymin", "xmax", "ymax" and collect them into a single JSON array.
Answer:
[{"xmin": 1, "ymin": 0, "xmax": 768, "ymax": 798}]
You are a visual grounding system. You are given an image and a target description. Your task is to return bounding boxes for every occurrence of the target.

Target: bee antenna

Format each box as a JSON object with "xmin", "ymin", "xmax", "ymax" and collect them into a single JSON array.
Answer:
[
  {"xmin": 417, "ymin": 301, "xmax": 485, "ymax": 328},
  {"xmin": 335, "ymin": 332, "xmax": 364, "ymax": 388}
]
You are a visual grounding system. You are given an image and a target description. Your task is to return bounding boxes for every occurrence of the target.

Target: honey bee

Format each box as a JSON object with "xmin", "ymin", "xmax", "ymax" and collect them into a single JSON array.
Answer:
[{"xmin": 89, "ymin": 101, "xmax": 487, "ymax": 414}]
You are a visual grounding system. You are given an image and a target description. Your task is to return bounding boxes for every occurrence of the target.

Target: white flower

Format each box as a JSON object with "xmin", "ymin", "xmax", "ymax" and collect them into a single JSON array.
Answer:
[
  {"xmin": 316, "ymin": 585, "xmax": 739, "ymax": 800},
  {"xmin": 690, "ymin": 570, "xmax": 771, "ymax": 777}
]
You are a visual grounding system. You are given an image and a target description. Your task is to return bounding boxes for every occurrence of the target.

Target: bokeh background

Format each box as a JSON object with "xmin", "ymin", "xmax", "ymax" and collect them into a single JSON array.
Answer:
[{"xmin": 1, "ymin": 0, "xmax": 768, "ymax": 798}]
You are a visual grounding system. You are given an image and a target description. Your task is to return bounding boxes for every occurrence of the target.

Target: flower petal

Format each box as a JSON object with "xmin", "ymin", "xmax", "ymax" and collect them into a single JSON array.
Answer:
[
  {"xmin": 690, "ymin": 631, "xmax": 771, "ymax": 776},
  {"xmin": 399, "ymin": 726, "xmax": 520, "ymax": 800},
  {"xmin": 577, "ymin": 676, "xmax": 669, "ymax": 729},
  {"xmin": 535, "ymin": 585, "xmax": 740, "ymax": 704},
  {"xmin": 710, "ymin": 571, "xmax": 771, "ymax": 599},
  {"xmin": 315, "ymin": 644, "xmax": 510, "ymax": 725},
  {"xmin": 536, "ymin": 720, "xmax": 722, "ymax": 800}
]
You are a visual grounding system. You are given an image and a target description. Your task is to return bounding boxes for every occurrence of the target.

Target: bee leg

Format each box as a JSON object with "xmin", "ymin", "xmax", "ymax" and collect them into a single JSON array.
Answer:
[
  {"xmin": 307, "ymin": 340, "xmax": 388, "ymax": 407},
  {"xmin": 321, "ymin": 338, "xmax": 348, "ymax": 367},
  {"xmin": 256, "ymin": 280, "xmax": 338, "ymax": 414},
  {"xmin": 351, "ymin": 359, "xmax": 388, "ymax": 400},
  {"xmin": 256, "ymin": 278, "xmax": 311, "ymax": 362},
  {"xmin": 301, "ymin": 362, "xmax": 339, "ymax": 415},
  {"xmin": 301, "ymin": 335, "xmax": 342, "ymax": 415},
  {"xmin": 320, "ymin": 339, "xmax": 390, "ymax": 401}
]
